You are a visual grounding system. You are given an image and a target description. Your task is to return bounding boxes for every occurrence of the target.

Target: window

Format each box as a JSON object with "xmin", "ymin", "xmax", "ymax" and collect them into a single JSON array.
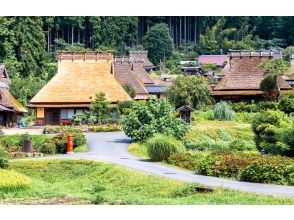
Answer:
[{"xmin": 60, "ymin": 109, "xmax": 75, "ymax": 119}]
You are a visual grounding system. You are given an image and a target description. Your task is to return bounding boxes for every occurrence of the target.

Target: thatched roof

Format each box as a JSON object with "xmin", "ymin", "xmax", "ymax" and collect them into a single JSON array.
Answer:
[
  {"xmin": 213, "ymin": 55, "xmax": 292, "ymax": 95},
  {"xmin": 132, "ymin": 60, "xmax": 154, "ymax": 84},
  {"xmin": 0, "ymin": 88, "xmax": 27, "ymax": 113},
  {"xmin": 113, "ymin": 58, "xmax": 149, "ymax": 100},
  {"xmin": 0, "ymin": 64, "xmax": 11, "ymax": 85},
  {"xmin": 129, "ymin": 50, "xmax": 154, "ymax": 68},
  {"xmin": 30, "ymin": 57, "xmax": 131, "ymax": 107}
]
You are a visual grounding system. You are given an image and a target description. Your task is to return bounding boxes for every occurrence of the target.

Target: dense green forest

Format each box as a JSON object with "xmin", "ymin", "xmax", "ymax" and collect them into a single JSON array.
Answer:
[{"xmin": 0, "ymin": 16, "xmax": 294, "ymax": 105}]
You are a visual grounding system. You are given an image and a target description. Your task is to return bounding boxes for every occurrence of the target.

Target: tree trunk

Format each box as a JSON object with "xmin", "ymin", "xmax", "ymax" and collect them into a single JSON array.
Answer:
[
  {"xmin": 179, "ymin": 17, "xmax": 182, "ymax": 46},
  {"xmin": 184, "ymin": 16, "xmax": 187, "ymax": 45},
  {"xmin": 71, "ymin": 24, "xmax": 74, "ymax": 45}
]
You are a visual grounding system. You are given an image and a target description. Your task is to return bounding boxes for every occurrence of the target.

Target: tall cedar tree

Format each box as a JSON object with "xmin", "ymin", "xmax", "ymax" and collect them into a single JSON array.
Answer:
[{"xmin": 142, "ymin": 23, "xmax": 173, "ymax": 65}]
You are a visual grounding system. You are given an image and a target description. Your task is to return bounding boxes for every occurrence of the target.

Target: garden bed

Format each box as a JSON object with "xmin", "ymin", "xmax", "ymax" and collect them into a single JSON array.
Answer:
[{"xmin": 43, "ymin": 124, "xmax": 122, "ymax": 134}]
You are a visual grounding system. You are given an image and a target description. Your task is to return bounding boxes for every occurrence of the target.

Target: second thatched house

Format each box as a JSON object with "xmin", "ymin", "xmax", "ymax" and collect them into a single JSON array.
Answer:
[
  {"xmin": 29, "ymin": 51, "xmax": 131, "ymax": 125},
  {"xmin": 212, "ymin": 51, "xmax": 292, "ymax": 101},
  {"xmin": 0, "ymin": 64, "xmax": 27, "ymax": 128}
]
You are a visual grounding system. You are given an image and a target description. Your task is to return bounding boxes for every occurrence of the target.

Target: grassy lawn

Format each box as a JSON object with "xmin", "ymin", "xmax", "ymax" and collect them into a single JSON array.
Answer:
[
  {"xmin": 186, "ymin": 120, "xmax": 254, "ymax": 142},
  {"xmin": 1, "ymin": 159, "xmax": 294, "ymax": 205}
]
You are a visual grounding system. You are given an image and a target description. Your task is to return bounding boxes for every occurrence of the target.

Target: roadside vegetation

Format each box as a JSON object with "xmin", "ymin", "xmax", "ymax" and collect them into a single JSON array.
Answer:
[{"xmin": 1, "ymin": 159, "xmax": 294, "ymax": 205}]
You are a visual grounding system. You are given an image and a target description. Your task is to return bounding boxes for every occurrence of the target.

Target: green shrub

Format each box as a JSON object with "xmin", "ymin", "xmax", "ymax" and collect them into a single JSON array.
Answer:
[
  {"xmin": 279, "ymin": 92, "xmax": 294, "ymax": 114},
  {"xmin": 213, "ymin": 101, "xmax": 235, "ymax": 121},
  {"xmin": 52, "ymin": 132, "xmax": 86, "ymax": 153},
  {"xmin": 167, "ymin": 151, "xmax": 200, "ymax": 170},
  {"xmin": 197, "ymin": 152, "xmax": 259, "ymax": 178},
  {"xmin": 0, "ymin": 169, "xmax": 31, "ymax": 190},
  {"xmin": 118, "ymin": 100, "xmax": 134, "ymax": 115},
  {"xmin": 185, "ymin": 137, "xmax": 228, "ymax": 151},
  {"xmin": 146, "ymin": 134, "xmax": 185, "ymax": 161},
  {"xmin": 122, "ymin": 99, "xmax": 189, "ymax": 141},
  {"xmin": 39, "ymin": 140, "xmax": 57, "ymax": 154},
  {"xmin": 235, "ymin": 112, "xmax": 258, "ymax": 123},
  {"xmin": 251, "ymin": 110, "xmax": 290, "ymax": 155},
  {"xmin": 239, "ymin": 156, "xmax": 294, "ymax": 185},
  {"xmin": 231, "ymin": 101, "xmax": 278, "ymax": 113},
  {"xmin": 280, "ymin": 122, "xmax": 294, "ymax": 156},
  {"xmin": 0, "ymin": 134, "xmax": 49, "ymax": 152},
  {"xmin": 192, "ymin": 110, "xmax": 214, "ymax": 121},
  {"xmin": 0, "ymin": 157, "xmax": 9, "ymax": 168},
  {"xmin": 0, "ymin": 146, "xmax": 10, "ymax": 158},
  {"xmin": 228, "ymin": 139, "xmax": 256, "ymax": 151}
]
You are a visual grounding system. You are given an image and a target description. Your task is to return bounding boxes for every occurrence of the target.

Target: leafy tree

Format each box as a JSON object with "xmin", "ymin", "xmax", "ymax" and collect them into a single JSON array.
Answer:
[
  {"xmin": 278, "ymin": 92, "xmax": 294, "ymax": 114},
  {"xmin": 252, "ymin": 110, "xmax": 290, "ymax": 155},
  {"xmin": 122, "ymin": 99, "xmax": 189, "ymax": 141},
  {"xmin": 89, "ymin": 92, "xmax": 109, "ymax": 124},
  {"xmin": 166, "ymin": 76, "xmax": 212, "ymax": 109},
  {"xmin": 259, "ymin": 58, "xmax": 290, "ymax": 101},
  {"xmin": 259, "ymin": 58, "xmax": 290, "ymax": 76},
  {"xmin": 122, "ymin": 84, "xmax": 136, "ymax": 99},
  {"xmin": 283, "ymin": 46, "xmax": 294, "ymax": 61},
  {"xmin": 142, "ymin": 23, "xmax": 173, "ymax": 65}
]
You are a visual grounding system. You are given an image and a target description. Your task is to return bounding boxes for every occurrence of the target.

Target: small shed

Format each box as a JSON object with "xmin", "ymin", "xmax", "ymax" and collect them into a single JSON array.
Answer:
[{"xmin": 176, "ymin": 105, "xmax": 194, "ymax": 123}]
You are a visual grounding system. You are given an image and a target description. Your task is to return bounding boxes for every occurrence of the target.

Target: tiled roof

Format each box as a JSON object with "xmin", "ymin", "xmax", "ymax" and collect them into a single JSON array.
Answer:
[
  {"xmin": 30, "ymin": 56, "xmax": 131, "ymax": 105},
  {"xmin": 199, "ymin": 55, "xmax": 228, "ymax": 66},
  {"xmin": 213, "ymin": 56, "xmax": 292, "ymax": 91},
  {"xmin": 146, "ymin": 85, "xmax": 165, "ymax": 94}
]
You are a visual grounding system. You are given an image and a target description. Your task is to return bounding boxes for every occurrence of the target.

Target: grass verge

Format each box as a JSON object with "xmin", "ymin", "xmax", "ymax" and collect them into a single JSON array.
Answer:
[{"xmin": 2, "ymin": 159, "xmax": 294, "ymax": 204}]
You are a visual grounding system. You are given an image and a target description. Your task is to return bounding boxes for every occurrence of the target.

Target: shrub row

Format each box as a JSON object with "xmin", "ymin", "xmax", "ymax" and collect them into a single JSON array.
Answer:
[
  {"xmin": 0, "ymin": 132, "xmax": 87, "ymax": 155},
  {"xmin": 231, "ymin": 101, "xmax": 278, "ymax": 113},
  {"xmin": 43, "ymin": 124, "xmax": 121, "ymax": 134},
  {"xmin": 167, "ymin": 151, "xmax": 294, "ymax": 185}
]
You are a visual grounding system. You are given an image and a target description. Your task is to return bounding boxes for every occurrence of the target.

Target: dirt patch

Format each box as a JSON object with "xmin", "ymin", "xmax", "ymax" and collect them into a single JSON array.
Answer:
[{"xmin": 1, "ymin": 197, "xmax": 92, "ymax": 205}]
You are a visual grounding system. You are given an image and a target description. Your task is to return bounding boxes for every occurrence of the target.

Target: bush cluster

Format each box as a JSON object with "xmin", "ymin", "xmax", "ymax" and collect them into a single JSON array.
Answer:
[
  {"xmin": 52, "ymin": 132, "xmax": 86, "ymax": 154},
  {"xmin": 122, "ymin": 99, "xmax": 189, "ymax": 141},
  {"xmin": 0, "ymin": 157, "xmax": 9, "ymax": 168},
  {"xmin": 0, "ymin": 132, "xmax": 86, "ymax": 155},
  {"xmin": 213, "ymin": 101, "xmax": 235, "ymax": 121},
  {"xmin": 167, "ymin": 151, "xmax": 201, "ymax": 170},
  {"xmin": 146, "ymin": 134, "xmax": 185, "ymax": 161},
  {"xmin": 231, "ymin": 101, "xmax": 278, "ymax": 113},
  {"xmin": 239, "ymin": 156, "xmax": 294, "ymax": 185},
  {"xmin": 43, "ymin": 124, "xmax": 122, "ymax": 134},
  {"xmin": 278, "ymin": 92, "xmax": 294, "ymax": 114},
  {"xmin": 251, "ymin": 110, "xmax": 290, "ymax": 155}
]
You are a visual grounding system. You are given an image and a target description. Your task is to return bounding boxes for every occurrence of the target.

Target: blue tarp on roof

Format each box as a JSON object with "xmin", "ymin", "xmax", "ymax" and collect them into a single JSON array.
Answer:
[{"xmin": 146, "ymin": 85, "xmax": 165, "ymax": 94}]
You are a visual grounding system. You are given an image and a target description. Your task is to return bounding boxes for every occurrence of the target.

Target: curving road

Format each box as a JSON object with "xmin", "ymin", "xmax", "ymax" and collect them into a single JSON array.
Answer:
[{"xmin": 54, "ymin": 131, "xmax": 294, "ymax": 198}]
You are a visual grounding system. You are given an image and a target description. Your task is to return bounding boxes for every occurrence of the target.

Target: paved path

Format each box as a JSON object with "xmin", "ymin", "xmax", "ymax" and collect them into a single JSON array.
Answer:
[{"xmin": 52, "ymin": 131, "xmax": 294, "ymax": 198}]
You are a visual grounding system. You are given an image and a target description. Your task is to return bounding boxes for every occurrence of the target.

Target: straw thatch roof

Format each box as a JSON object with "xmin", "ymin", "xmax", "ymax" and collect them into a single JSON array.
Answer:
[
  {"xmin": 212, "ymin": 55, "xmax": 292, "ymax": 97},
  {"xmin": 132, "ymin": 60, "xmax": 154, "ymax": 84},
  {"xmin": 113, "ymin": 58, "xmax": 149, "ymax": 100},
  {"xmin": 29, "ymin": 58, "xmax": 131, "ymax": 107},
  {"xmin": 0, "ymin": 87, "xmax": 27, "ymax": 113},
  {"xmin": 0, "ymin": 64, "xmax": 26, "ymax": 113},
  {"xmin": 129, "ymin": 50, "xmax": 154, "ymax": 68}
]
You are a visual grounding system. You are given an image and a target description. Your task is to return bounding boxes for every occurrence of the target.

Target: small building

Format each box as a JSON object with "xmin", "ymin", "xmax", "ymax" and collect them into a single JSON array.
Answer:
[
  {"xmin": 0, "ymin": 64, "xmax": 27, "ymax": 128},
  {"xmin": 176, "ymin": 105, "xmax": 194, "ymax": 123},
  {"xmin": 180, "ymin": 61, "xmax": 205, "ymax": 76},
  {"xmin": 212, "ymin": 51, "xmax": 292, "ymax": 101},
  {"xmin": 28, "ymin": 51, "xmax": 131, "ymax": 125}
]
